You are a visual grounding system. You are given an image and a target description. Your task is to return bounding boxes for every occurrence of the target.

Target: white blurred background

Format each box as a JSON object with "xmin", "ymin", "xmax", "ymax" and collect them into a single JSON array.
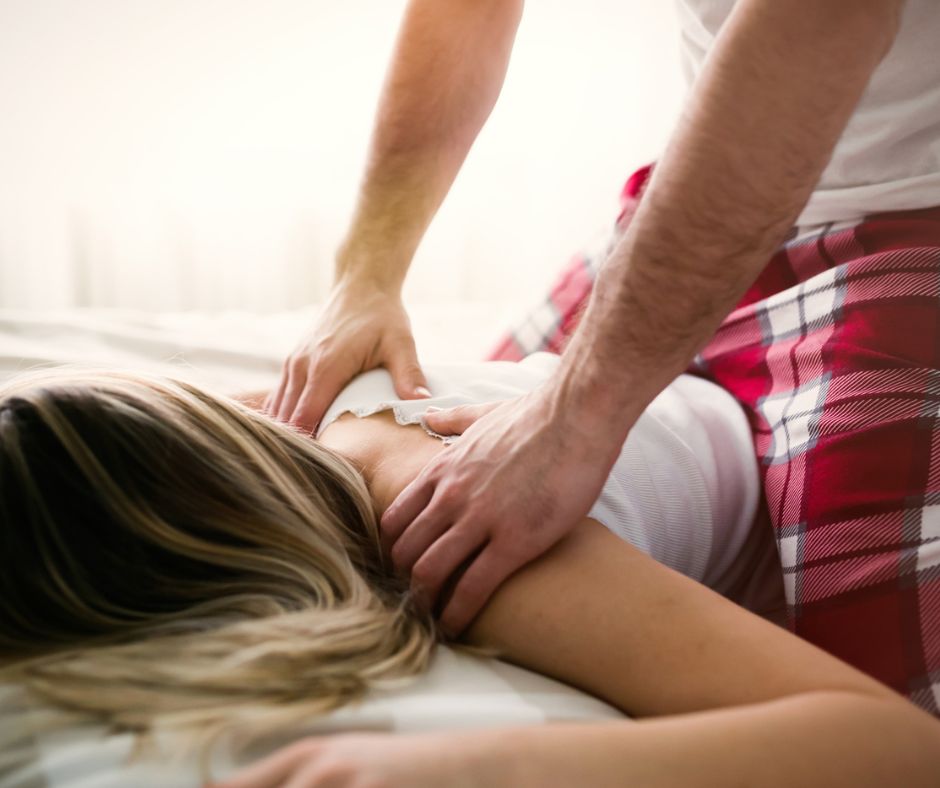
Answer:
[{"xmin": 0, "ymin": 1, "xmax": 684, "ymax": 313}]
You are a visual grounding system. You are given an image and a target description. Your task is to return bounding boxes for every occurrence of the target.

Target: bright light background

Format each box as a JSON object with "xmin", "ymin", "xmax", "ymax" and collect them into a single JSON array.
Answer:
[{"xmin": 0, "ymin": 1, "xmax": 684, "ymax": 312}]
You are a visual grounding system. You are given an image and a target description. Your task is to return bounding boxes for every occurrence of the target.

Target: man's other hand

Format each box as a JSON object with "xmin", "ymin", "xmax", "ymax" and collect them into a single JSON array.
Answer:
[{"xmin": 266, "ymin": 280, "xmax": 429, "ymax": 431}]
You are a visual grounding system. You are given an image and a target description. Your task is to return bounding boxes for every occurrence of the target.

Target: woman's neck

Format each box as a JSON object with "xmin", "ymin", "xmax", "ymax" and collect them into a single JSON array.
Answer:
[{"xmin": 318, "ymin": 410, "xmax": 446, "ymax": 516}]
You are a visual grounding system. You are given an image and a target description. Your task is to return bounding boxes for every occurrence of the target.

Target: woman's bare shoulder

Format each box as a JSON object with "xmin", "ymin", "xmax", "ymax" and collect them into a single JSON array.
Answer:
[{"xmin": 466, "ymin": 519, "xmax": 893, "ymax": 718}]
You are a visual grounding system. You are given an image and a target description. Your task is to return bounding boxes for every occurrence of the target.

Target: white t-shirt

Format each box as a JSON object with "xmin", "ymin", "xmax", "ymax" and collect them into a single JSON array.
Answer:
[{"xmin": 675, "ymin": 0, "xmax": 940, "ymax": 227}]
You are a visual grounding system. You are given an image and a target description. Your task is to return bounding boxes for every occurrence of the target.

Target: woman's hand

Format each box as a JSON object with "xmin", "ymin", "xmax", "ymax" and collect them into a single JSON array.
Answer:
[
  {"xmin": 211, "ymin": 730, "xmax": 518, "ymax": 788},
  {"xmin": 265, "ymin": 280, "xmax": 429, "ymax": 432}
]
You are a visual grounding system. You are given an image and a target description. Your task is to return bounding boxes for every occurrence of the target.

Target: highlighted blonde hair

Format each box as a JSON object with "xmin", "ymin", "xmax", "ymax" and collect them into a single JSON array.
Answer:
[{"xmin": 0, "ymin": 369, "xmax": 436, "ymax": 744}]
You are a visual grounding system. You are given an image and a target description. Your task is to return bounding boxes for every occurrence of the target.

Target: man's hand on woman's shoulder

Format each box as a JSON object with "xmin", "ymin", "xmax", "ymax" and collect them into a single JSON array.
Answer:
[
  {"xmin": 266, "ymin": 280, "xmax": 429, "ymax": 431},
  {"xmin": 382, "ymin": 385, "xmax": 619, "ymax": 635}
]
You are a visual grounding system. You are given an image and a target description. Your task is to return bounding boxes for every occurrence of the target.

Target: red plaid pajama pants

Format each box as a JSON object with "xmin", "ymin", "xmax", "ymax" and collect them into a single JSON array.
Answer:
[{"xmin": 488, "ymin": 166, "xmax": 940, "ymax": 715}]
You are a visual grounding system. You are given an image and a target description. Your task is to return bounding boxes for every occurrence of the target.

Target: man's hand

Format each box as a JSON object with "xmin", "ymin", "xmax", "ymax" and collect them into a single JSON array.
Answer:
[
  {"xmin": 382, "ymin": 385, "xmax": 621, "ymax": 635},
  {"xmin": 265, "ymin": 280, "xmax": 429, "ymax": 431}
]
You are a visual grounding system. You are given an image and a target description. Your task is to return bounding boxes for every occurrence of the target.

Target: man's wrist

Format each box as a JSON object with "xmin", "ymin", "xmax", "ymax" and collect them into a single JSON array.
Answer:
[
  {"xmin": 334, "ymin": 243, "xmax": 408, "ymax": 295},
  {"xmin": 542, "ymin": 348, "xmax": 642, "ymax": 462}
]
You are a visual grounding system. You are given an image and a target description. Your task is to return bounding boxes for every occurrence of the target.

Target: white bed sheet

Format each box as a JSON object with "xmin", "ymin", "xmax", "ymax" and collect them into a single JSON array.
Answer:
[{"xmin": 0, "ymin": 302, "xmax": 524, "ymax": 393}]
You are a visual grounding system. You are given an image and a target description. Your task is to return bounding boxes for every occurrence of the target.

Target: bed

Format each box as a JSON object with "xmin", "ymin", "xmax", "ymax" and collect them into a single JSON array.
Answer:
[{"xmin": 0, "ymin": 305, "xmax": 626, "ymax": 788}]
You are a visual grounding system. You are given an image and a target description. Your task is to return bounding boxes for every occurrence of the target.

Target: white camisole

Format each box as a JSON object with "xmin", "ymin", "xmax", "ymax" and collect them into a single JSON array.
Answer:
[{"xmin": 317, "ymin": 353, "xmax": 761, "ymax": 593}]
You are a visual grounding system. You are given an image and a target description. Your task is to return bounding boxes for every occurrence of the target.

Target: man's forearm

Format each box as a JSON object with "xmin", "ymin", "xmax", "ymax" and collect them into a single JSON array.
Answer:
[
  {"xmin": 337, "ymin": 0, "xmax": 524, "ymax": 290},
  {"xmin": 555, "ymin": 0, "xmax": 903, "ymax": 443}
]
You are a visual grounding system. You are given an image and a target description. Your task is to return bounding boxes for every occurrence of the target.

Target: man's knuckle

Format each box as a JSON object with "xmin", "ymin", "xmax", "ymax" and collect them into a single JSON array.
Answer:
[
  {"xmin": 287, "ymin": 354, "xmax": 307, "ymax": 374},
  {"xmin": 435, "ymin": 485, "xmax": 460, "ymax": 509}
]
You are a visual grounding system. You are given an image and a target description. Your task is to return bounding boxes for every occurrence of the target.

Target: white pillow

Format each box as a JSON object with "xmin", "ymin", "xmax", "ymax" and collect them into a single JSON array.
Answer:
[{"xmin": 1, "ymin": 647, "xmax": 625, "ymax": 788}]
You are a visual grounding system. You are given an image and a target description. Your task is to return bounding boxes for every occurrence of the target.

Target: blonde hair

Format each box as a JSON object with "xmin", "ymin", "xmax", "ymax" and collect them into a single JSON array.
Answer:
[{"xmin": 0, "ymin": 368, "xmax": 436, "ymax": 747}]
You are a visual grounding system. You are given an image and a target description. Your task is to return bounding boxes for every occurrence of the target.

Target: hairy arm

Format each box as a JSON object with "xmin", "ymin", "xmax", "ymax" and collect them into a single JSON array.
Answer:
[
  {"xmin": 556, "ymin": 0, "xmax": 906, "ymax": 444},
  {"xmin": 269, "ymin": 0, "xmax": 524, "ymax": 427},
  {"xmin": 337, "ymin": 0, "xmax": 524, "ymax": 290},
  {"xmin": 381, "ymin": 0, "xmax": 910, "ymax": 635}
]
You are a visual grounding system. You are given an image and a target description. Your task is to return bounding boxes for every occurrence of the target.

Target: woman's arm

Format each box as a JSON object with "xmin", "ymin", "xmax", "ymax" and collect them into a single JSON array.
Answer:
[
  {"xmin": 485, "ymin": 690, "xmax": 940, "ymax": 787},
  {"xmin": 466, "ymin": 521, "xmax": 940, "ymax": 783},
  {"xmin": 466, "ymin": 520, "xmax": 892, "ymax": 716},
  {"xmin": 218, "ymin": 519, "xmax": 940, "ymax": 787}
]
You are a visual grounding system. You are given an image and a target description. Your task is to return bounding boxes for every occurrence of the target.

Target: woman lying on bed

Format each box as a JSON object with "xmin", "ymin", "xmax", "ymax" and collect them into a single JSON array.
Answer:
[{"xmin": 0, "ymin": 359, "xmax": 938, "ymax": 787}]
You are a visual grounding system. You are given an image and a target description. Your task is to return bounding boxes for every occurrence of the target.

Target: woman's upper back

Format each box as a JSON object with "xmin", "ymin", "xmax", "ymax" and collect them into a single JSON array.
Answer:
[{"xmin": 316, "ymin": 353, "xmax": 770, "ymax": 598}]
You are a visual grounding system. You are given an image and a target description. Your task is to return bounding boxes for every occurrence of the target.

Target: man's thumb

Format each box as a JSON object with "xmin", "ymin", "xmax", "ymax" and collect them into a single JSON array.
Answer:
[{"xmin": 424, "ymin": 404, "xmax": 488, "ymax": 436}]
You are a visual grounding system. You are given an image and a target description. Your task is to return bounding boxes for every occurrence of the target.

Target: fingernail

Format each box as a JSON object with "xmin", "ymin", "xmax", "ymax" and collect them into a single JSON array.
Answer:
[
  {"xmin": 424, "ymin": 405, "xmax": 442, "ymax": 413},
  {"xmin": 415, "ymin": 386, "xmax": 431, "ymax": 398}
]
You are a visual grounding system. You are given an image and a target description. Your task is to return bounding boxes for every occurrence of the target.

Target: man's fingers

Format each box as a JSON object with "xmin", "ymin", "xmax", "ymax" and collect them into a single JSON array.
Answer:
[
  {"xmin": 438, "ymin": 545, "xmax": 522, "ymax": 636},
  {"xmin": 424, "ymin": 402, "xmax": 499, "ymax": 436},
  {"xmin": 408, "ymin": 525, "xmax": 488, "ymax": 614},
  {"xmin": 276, "ymin": 358, "xmax": 308, "ymax": 423},
  {"xmin": 265, "ymin": 364, "xmax": 291, "ymax": 417},
  {"xmin": 211, "ymin": 738, "xmax": 316, "ymax": 788},
  {"xmin": 289, "ymin": 364, "xmax": 348, "ymax": 433},
  {"xmin": 390, "ymin": 508, "xmax": 453, "ymax": 574},
  {"xmin": 381, "ymin": 477, "xmax": 436, "ymax": 555},
  {"xmin": 385, "ymin": 334, "xmax": 430, "ymax": 400}
]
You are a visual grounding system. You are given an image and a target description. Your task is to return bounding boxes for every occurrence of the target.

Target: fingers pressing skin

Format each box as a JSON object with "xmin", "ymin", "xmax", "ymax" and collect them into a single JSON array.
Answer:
[
  {"xmin": 380, "ymin": 476, "xmax": 436, "ymax": 555},
  {"xmin": 289, "ymin": 356, "xmax": 351, "ymax": 433},
  {"xmin": 408, "ymin": 525, "xmax": 489, "ymax": 614},
  {"xmin": 389, "ymin": 506, "xmax": 454, "ymax": 574},
  {"xmin": 269, "ymin": 282, "xmax": 428, "ymax": 431},
  {"xmin": 276, "ymin": 356, "xmax": 310, "ymax": 424},
  {"xmin": 264, "ymin": 361, "xmax": 292, "ymax": 417},
  {"xmin": 439, "ymin": 545, "xmax": 521, "ymax": 635},
  {"xmin": 382, "ymin": 389, "xmax": 611, "ymax": 639}
]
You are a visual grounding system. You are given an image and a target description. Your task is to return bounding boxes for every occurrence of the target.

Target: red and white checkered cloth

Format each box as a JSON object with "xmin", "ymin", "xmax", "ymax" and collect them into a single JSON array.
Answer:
[{"xmin": 487, "ymin": 166, "xmax": 940, "ymax": 715}]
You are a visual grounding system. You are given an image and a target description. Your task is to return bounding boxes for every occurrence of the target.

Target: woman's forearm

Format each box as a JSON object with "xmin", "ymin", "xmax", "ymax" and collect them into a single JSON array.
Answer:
[
  {"xmin": 337, "ymin": 0, "xmax": 524, "ymax": 291},
  {"xmin": 491, "ymin": 692, "xmax": 940, "ymax": 788}
]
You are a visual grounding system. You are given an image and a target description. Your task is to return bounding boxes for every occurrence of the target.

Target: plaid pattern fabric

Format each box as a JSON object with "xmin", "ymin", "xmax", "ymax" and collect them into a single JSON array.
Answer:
[
  {"xmin": 487, "ymin": 167, "xmax": 940, "ymax": 716},
  {"xmin": 486, "ymin": 165, "xmax": 651, "ymax": 362}
]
